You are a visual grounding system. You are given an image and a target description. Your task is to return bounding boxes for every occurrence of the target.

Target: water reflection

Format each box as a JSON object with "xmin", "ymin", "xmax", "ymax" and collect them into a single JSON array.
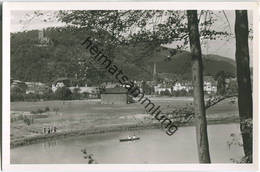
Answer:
[
  {"xmin": 11, "ymin": 123, "xmax": 244, "ymax": 164},
  {"xmin": 41, "ymin": 140, "xmax": 57, "ymax": 150}
]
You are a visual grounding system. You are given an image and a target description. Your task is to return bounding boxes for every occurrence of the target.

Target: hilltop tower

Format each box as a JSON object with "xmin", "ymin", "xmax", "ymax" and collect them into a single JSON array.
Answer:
[
  {"xmin": 37, "ymin": 29, "xmax": 50, "ymax": 46},
  {"xmin": 38, "ymin": 30, "xmax": 44, "ymax": 41}
]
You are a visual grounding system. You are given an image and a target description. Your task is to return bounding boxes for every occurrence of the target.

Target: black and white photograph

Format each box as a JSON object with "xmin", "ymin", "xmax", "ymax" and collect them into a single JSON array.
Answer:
[{"xmin": 2, "ymin": 2, "xmax": 259, "ymax": 171}]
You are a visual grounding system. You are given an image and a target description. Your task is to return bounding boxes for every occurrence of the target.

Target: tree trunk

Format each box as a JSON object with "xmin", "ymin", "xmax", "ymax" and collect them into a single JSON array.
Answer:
[
  {"xmin": 235, "ymin": 10, "xmax": 253, "ymax": 162},
  {"xmin": 187, "ymin": 10, "xmax": 211, "ymax": 163}
]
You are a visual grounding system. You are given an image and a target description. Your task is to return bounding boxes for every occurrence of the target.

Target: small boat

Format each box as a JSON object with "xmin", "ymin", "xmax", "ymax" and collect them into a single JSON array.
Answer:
[{"xmin": 119, "ymin": 136, "xmax": 140, "ymax": 142}]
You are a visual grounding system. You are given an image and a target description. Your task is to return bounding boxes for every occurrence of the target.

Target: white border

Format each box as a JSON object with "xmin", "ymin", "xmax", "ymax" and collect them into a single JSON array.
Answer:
[{"xmin": 2, "ymin": 2, "xmax": 259, "ymax": 171}]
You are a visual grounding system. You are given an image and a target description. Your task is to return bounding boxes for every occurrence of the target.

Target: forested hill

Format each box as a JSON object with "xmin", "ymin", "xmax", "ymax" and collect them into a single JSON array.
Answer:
[{"xmin": 11, "ymin": 27, "xmax": 236, "ymax": 85}]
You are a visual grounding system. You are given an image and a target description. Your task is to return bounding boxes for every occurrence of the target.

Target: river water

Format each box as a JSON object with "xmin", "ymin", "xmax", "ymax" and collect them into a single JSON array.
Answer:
[{"xmin": 11, "ymin": 123, "xmax": 244, "ymax": 164}]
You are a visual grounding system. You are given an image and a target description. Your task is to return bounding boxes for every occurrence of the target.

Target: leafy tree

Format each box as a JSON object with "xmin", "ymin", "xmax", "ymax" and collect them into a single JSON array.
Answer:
[
  {"xmin": 71, "ymin": 87, "xmax": 81, "ymax": 100},
  {"xmin": 57, "ymin": 10, "xmax": 228, "ymax": 65},
  {"xmin": 159, "ymin": 89, "xmax": 172, "ymax": 96},
  {"xmin": 226, "ymin": 79, "xmax": 238, "ymax": 95},
  {"xmin": 11, "ymin": 92, "xmax": 24, "ymax": 102},
  {"xmin": 42, "ymin": 87, "xmax": 55, "ymax": 100},
  {"xmin": 55, "ymin": 87, "xmax": 72, "ymax": 100},
  {"xmin": 214, "ymin": 70, "xmax": 234, "ymax": 95},
  {"xmin": 141, "ymin": 81, "xmax": 153, "ymax": 95}
]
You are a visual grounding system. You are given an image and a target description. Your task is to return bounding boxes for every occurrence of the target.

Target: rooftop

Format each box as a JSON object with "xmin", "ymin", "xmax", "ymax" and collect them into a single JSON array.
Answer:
[{"xmin": 101, "ymin": 87, "xmax": 128, "ymax": 94}]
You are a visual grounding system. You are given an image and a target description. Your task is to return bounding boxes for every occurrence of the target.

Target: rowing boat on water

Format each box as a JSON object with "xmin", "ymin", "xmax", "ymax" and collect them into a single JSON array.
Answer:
[{"xmin": 119, "ymin": 137, "xmax": 140, "ymax": 142}]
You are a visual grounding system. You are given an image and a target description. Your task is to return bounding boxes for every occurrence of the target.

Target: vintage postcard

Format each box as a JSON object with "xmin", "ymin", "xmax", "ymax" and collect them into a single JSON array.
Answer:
[{"xmin": 2, "ymin": 1, "xmax": 259, "ymax": 171}]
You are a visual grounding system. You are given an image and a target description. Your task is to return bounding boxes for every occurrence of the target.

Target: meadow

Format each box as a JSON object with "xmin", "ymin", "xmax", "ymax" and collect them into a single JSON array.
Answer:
[{"xmin": 10, "ymin": 97, "xmax": 239, "ymax": 147}]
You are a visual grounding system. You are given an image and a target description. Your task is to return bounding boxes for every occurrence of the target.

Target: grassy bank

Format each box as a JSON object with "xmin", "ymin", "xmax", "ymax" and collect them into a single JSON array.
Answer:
[
  {"xmin": 11, "ymin": 116, "xmax": 240, "ymax": 148},
  {"xmin": 10, "ymin": 123, "xmax": 159, "ymax": 148},
  {"xmin": 11, "ymin": 97, "xmax": 239, "ymax": 148}
]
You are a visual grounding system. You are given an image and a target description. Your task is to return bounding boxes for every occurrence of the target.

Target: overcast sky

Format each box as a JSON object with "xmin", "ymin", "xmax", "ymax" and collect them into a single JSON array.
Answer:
[{"xmin": 11, "ymin": 10, "xmax": 253, "ymax": 63}]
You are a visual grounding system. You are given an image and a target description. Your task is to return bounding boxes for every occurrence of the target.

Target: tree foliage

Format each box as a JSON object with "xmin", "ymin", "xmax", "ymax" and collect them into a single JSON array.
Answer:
[
  {"xmin": 11, "ymin": 28, "xmax": 235, "ymax": 85},
  {"xmin": 57, "ymin": 10, "xmax": 229, "ymax": 48},
  {"xmin": 55, "ymin": 87, "xmax": 72, "ymax": 100},
  {"xmin": 214, "ymin": 70, "xmax": 234, "ymax": 95},
  {"xmin": 12, "ymin": 10, "xmax": 230, "ymax": 85}
]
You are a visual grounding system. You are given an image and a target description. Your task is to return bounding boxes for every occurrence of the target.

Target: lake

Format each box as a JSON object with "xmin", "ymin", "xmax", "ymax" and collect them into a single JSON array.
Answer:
[{"xmin": 11, "ymin": 123, "xmax": 244, "ymax": 164}]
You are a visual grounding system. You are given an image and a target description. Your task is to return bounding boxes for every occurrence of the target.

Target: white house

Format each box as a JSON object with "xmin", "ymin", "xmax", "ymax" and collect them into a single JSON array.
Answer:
[
  {"xmin": 154, "ymin": 84, "xmax": 172, "ymax": 95},
  {"xmin": 51, "ymin": 78, "xmax": 70, "ymax": 92},
  {"xmin": 203, "ymin": 81, "xmax": 217, "ymax": 94},
  {"xmin": 172, "ymin": 82, "xmax": 192, "ymax": 92},
  {"xmin": 69, "ymin": 86, "xmax": 99, "ymax": 94},
  {"xmin": 25, "ymin": 82, "xmax": 48, "ymax": 94}
]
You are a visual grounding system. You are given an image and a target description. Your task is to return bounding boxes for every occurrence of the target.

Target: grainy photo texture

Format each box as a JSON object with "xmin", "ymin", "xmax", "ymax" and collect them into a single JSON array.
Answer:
[{"xmin": 10, "ymin": 9, "xmax": 253, "ymax": 164}]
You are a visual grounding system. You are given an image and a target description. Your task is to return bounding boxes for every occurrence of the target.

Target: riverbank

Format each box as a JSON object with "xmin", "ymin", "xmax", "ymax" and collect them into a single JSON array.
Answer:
[
  {"xmin": 11, "ymin": 97, "xmax": 239, "ymax": 148},
  {"xmin": 11, "ymin": 115, "xmax": 240, "ymax": 148}
]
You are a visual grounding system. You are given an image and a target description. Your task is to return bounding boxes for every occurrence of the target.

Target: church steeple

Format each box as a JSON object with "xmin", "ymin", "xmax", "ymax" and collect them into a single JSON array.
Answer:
[{"xmin": 153, "ymin": 62, "xmax": 157, "ymax": 84}]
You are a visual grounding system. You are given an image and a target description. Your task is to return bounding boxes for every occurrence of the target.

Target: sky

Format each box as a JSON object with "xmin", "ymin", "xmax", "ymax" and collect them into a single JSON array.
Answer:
[{"xmin": 11, "ymin": 10, "xmax": 253, "ymax": 63}]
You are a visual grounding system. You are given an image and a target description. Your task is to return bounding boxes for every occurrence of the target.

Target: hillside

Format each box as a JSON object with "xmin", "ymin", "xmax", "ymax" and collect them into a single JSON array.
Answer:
[
  {"xmin": 151, "ymin": 51, "xmax": 236, "ymax": 80},
  {"xmin": 11, "ymin": 27, "xmax": 236, "ymax": 84},
  {"xmin": 116, "ymin": 43, "xmax": 236, "ymax": 80}
]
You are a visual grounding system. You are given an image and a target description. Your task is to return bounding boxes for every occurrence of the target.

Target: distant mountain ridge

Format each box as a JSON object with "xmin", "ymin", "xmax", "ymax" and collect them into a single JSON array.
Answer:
[
  {"xmin": 151, "ymin": 51, "xmax": 237, "ymax": 80},
  {"xmin": 11, "ymin": 28, "xmax": 236, "ymax": 84},
  {"xmin": 114, "ymin": 43, "xmax": 236, "ymax": 80}
]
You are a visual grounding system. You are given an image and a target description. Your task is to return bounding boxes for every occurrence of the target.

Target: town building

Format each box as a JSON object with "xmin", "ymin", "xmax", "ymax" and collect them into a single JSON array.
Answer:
[
  {"xmin": 203, "ymin": 76, "xmax": 217, "ymax": 94},
  {"xmin": 100, "ymin": 82, "xmax": 119, "ymax": 89},
  {"xmin": 154, "ymin": 84, "xmax": 172, "ymax": 95},
  {"xmin": 25, "ymin": 82, "xmax": 49, "ymax": 94},
  {"xmin": 172, "ymin": 82, "xmax": 193, "ymax": 92},
  {"xmin": 69, "ymin": 85, "xmax": 100, "ymax": 98},
  {"xmin": 11, "ymin": 79, "xmax": 27, "ymax": 93},
  {"xmin": 203, "ymin": 81, "xmax": 217, "ymax": 94},
  {"xmin": 51, "ymin": 77, "xmax": 71, "ymax": 92},
  {"xmin": 101, "ymin": 87, "xmax": 128, "ymax": 104}
]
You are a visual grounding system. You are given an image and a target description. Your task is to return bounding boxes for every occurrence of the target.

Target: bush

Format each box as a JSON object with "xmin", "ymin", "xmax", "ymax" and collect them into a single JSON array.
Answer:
[
  {"xmin": 55, "ymin": 87, "xmax": 72, "ymax": 100},
  {"xmin": 21, "ymin": 93, "xmax": 53, "ymax": 102},
  {"xmin": 52, "ymin": 107, "xmax": 60, "ymax": 115},
  {"xmin": 42, "ymin": 88, "xmax": 55, "ymax": 100},
  {"xmin": 45, "ymin": 106, "xmax": 50, "ymax": 112},
  {"xmin": 172, "ymin": 89, "xmax": 192, "ymax": 97},
  {"xmin": 160, "ymin": 89, "xmax": 172, "ymax": 96},
  {"xmin": 83, "ymin": 92, "xmax": 90, "ymax": 98},
  {"xmin": 23, "ymin": 116, "xmax": 33, "ymax": 125},
  {"xmin": 128, "ymin": 96, "xmax": 135, "ymax": 103},
  {"xmin": 23, "ymin": 93, "xmax": 40, "ymax": 101},
  {"xmin": 11, "ymin": 92, "xmax": 24, "ymax": 101},
  {"xmin": 71, "ymin": 88, "xmax": 81, "ymax": 100},
  {"xmin": 31, "ymin": 106, "xmax": 50, "ymax": 114},
  {"xmin": 164, "ymin": 89, "xmax": 172, "ymax": 96},
  {"xmin": 226, "ymin": 80, "xmax": 238, "ymax": 95}
]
